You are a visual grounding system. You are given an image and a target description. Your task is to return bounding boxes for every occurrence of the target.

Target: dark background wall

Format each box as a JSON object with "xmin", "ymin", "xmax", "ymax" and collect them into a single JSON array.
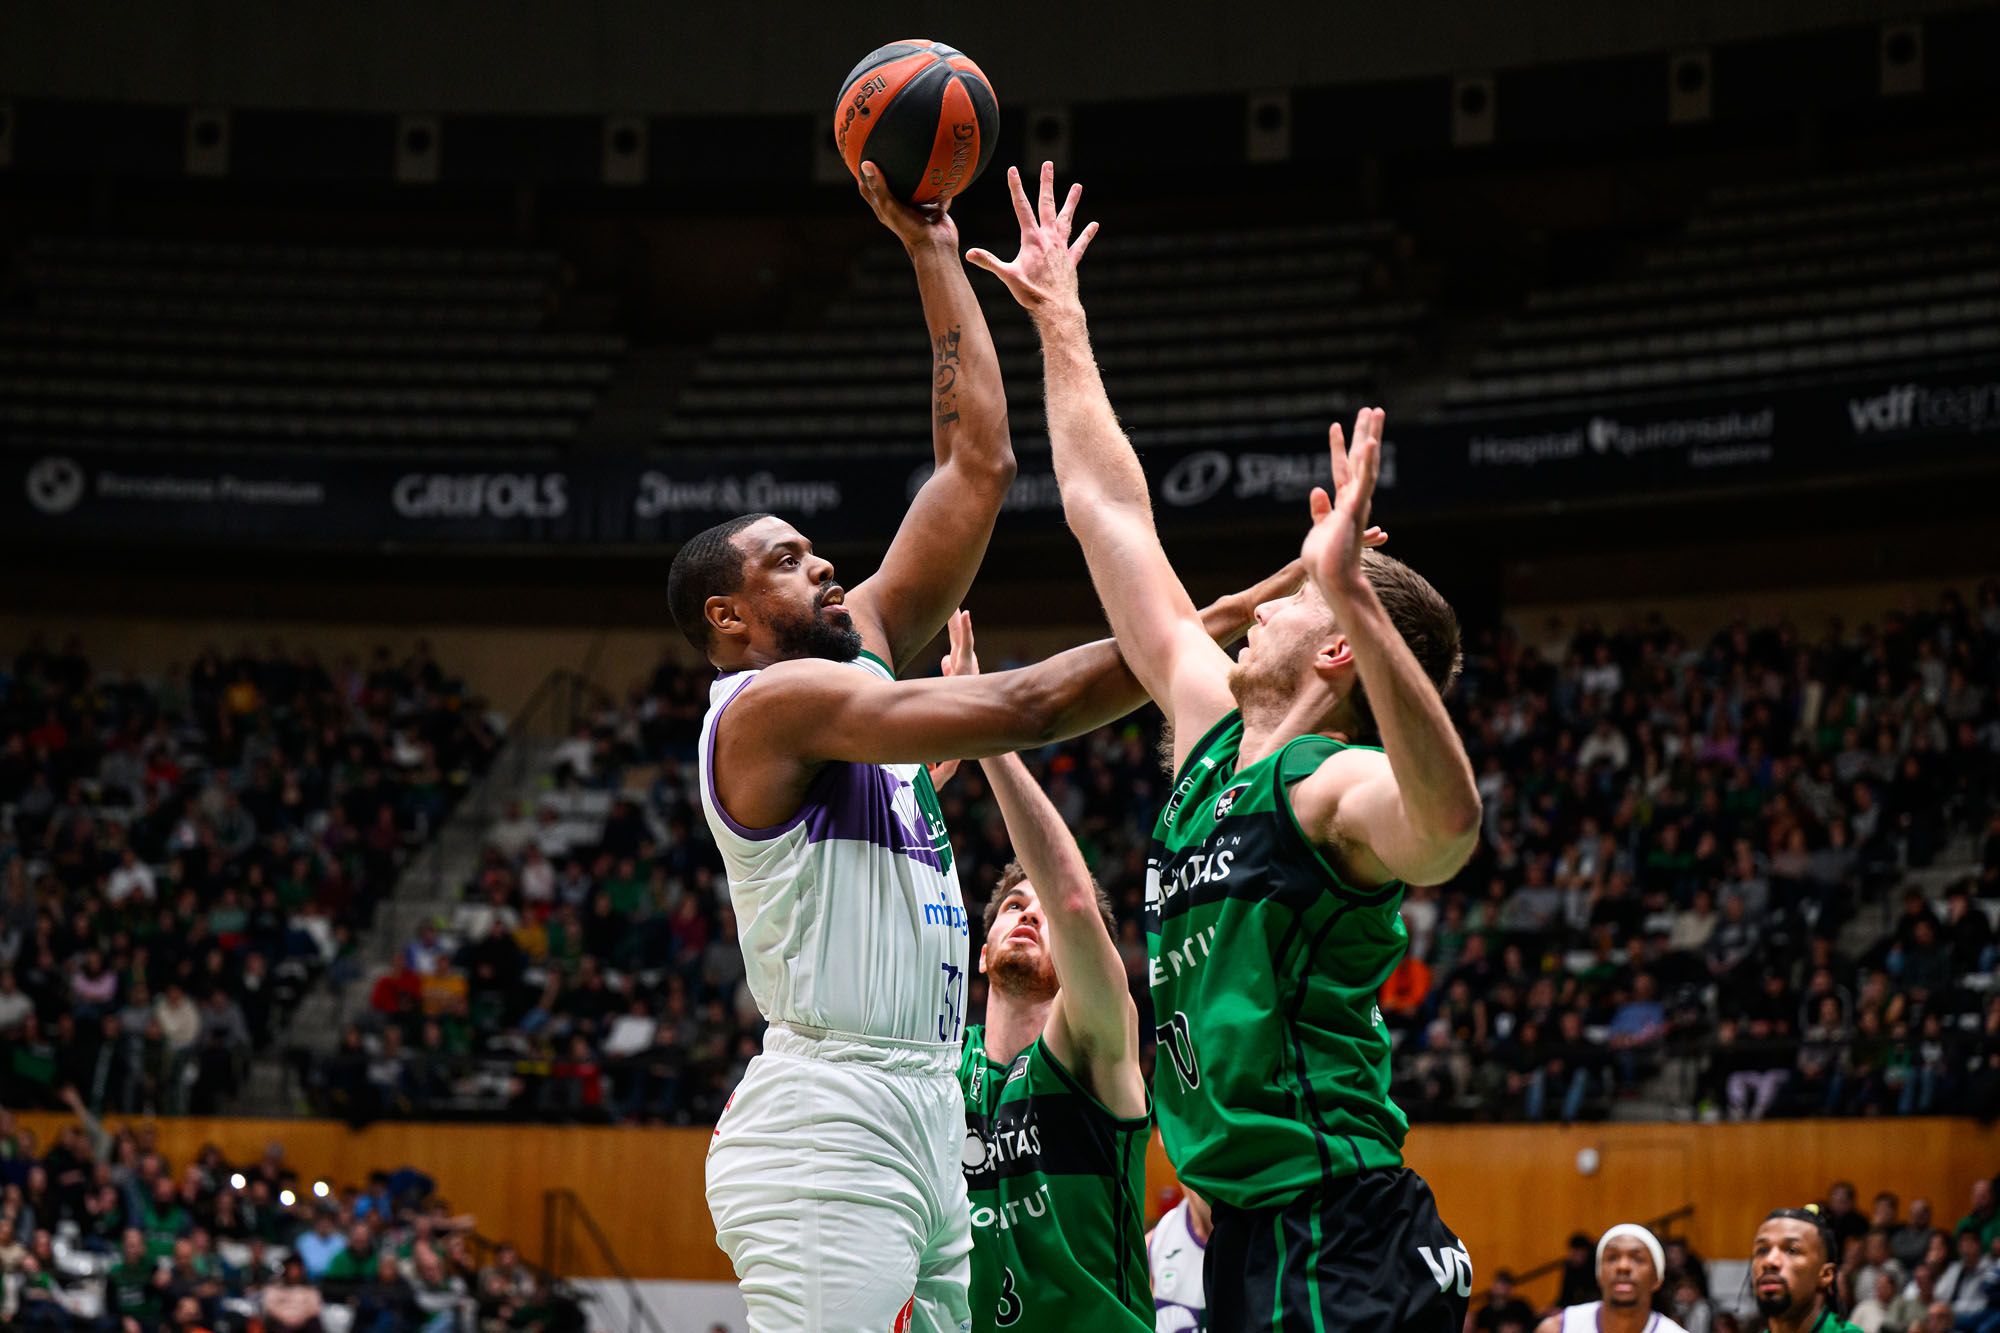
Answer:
[{"xmin": 3, "ymin": 0, "xmax": 1990, "ymax": 114}]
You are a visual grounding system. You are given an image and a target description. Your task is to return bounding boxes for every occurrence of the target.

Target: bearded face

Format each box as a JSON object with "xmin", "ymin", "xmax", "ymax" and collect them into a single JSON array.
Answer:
[
  {"xmin": 982, "ymin": 885, "xmax": 1057, "ymax": 1000},
  {"xmin": 1227, "ymin": 584, "xmax": 1339, "ymax": 715},
  {"xmin": 769, "ymin": 591, "xmax": 863, "ymax": 663}
]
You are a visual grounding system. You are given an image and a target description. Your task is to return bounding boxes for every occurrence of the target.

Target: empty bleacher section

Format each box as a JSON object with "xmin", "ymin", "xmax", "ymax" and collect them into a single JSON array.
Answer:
[
  {"xmin": 1444, "ymin": 153, "xmax": 2000, "ymax": 412},
  {"xmin": 664, "ymin": 218, "xmax": 1425, "ymax": 448},
  {"xmin": 0, "ymin": 238, "xmax": 625, "ymax": 455}
]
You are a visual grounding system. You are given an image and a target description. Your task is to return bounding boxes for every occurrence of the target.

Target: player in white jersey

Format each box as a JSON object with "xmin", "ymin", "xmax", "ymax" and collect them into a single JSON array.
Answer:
[
  {"xmin": 1537, "ymin": 1225, "xmax": 1689, "ymax": 1333},
  {"xmin": 668, "ymin": 164, "xmax": 1219, "ymax": 1333},
  {"xmin": 1149, "ymin": 1189, "xmax": 1213, "ymax": 1333}
]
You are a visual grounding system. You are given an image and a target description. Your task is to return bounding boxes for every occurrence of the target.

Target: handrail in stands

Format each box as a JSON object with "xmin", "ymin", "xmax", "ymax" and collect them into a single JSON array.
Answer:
[{"xmin": 542, "ymin": 1188, "xmax": 670, "ymax": 1333}]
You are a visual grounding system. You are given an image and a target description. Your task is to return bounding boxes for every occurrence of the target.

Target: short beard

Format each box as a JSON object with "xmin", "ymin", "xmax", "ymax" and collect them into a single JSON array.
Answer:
[
  {"xmin": 771, "ymin": 605, "xmax": 862, "ymax": 663},
  {"xmin": 1225, "ymin": 654, "xmax": 1288, "ymax": 718},
  {"xmin": 1754, "ymin": 1290, "xmax": 1799, "ymax": 1319},
  {"xmin": 986, "ymin": 946, "xmax": 1057, "ymax": 1002}
]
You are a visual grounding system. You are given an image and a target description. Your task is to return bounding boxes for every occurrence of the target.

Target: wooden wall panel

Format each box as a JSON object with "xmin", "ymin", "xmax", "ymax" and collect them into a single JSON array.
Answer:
[{"xmin": 17, "ymin": 1113, "xmax": 1992, "ymax": 1292}]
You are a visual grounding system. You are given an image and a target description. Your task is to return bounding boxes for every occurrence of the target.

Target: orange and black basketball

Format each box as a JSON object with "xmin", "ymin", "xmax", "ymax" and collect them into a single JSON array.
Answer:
[{"xmin": 833, "ymin": 40, "xmax": 998, "ymax": 206}]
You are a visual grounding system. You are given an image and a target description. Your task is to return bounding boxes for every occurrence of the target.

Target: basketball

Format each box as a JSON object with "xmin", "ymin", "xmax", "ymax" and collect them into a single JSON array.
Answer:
[{"xmin": 833, "ymin": 40, "xmax": 998, "ymax": 206}]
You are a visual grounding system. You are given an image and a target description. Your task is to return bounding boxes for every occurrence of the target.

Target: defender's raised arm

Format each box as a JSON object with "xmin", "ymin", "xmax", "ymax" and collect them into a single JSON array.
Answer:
[{"xmin": 1291, "ymin": 411, "xmax": 1482, "ymax": 887}]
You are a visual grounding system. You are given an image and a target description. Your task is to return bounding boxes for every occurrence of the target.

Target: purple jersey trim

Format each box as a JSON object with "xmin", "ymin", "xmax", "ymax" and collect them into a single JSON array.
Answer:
[
  {"xmin": 704, "ymin": 675, "xmax": 811, "ymax": 842},
  {"xmin": 798, "ymin": 760, "xmax": 944, "ymax": 870}
]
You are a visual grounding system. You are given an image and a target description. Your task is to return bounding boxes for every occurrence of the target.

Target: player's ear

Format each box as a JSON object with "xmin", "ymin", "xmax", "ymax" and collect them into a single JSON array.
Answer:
[
  {"xmin": 977, "ymin": 943, "xmax": 989, "ymax": 976},
  {"xmin": 705, "ymin": 595, "xmax": 747, "ymax": 643},
  {"xmin": 1311, "ymin": 633, "xmax": 1354, "ymax": 682}
]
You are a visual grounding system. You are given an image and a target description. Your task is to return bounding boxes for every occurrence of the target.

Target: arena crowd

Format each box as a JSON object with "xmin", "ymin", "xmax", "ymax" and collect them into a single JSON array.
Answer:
[
  {"xmin": 0, "ymin": 639, "xmax": 500, "ymax": 1116},
  {"xmin": 0, "ymin": 1096, "xmax": 578, "ymax": 1331},
  {"xmin": 330, "ymin": 585, "xmax": 1999, "ymax": 1126}
]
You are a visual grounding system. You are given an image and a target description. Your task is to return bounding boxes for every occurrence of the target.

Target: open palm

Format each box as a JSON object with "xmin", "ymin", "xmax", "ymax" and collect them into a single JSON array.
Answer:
[{"xmin": 1301, "ymin": 407, "xmax": 1386, "ymax": 601}]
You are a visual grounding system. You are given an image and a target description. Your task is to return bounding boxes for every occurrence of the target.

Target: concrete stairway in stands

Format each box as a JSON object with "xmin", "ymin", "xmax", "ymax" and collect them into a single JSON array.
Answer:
[{"xmin": 233, "ymin": 738, "xmax": 560, "ymax": 1114}]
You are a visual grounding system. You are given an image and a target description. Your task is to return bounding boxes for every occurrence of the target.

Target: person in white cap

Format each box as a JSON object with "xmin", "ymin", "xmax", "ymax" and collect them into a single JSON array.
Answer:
[{"xmin": 1535, "ymin": 1224, "xmax": 1690, "ymax": 1333}]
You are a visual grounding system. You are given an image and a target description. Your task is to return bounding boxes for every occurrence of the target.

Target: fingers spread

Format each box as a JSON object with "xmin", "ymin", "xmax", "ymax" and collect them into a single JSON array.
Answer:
[
  {"xmin": 1069, "ymin": 220, "xmax": 1100, "ymax": 264},
  {"xmin": 1006, "ymin": 165, "xmax": 1036, "ymax": 232},
  {"xmin": 1038, "ymin": 160, "xmax": 1057, "ymax": 225},
  {"xmin": 1056, "ymin": 182, "xmax": 1082, "ymax": 236}
]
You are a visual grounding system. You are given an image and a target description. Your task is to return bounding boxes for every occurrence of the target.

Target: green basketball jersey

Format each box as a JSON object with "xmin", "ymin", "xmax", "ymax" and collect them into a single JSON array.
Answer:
[
  {"xmin": 958, "ymin": 1025, "xmax": 1152, "ymax": 1333},
  {"xmin": 1146, "ymin": 711, "xmax": 1409, "ymax": 1211}
]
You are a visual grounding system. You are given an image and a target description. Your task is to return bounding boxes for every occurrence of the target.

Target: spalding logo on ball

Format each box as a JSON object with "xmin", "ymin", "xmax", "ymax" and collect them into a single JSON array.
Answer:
[{"xmin": 834, "ymin": 40, "xmax": 998, "ymax": 205}]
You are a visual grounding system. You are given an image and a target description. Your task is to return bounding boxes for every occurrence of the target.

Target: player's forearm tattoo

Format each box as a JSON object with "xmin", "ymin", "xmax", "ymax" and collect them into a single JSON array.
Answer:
[{"xmin": 933, "ymin": 325, "xmax": 962, "ymax": 427}]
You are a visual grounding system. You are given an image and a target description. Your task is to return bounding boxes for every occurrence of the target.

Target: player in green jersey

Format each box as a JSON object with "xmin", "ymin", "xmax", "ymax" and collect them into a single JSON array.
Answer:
[
  {"xmin": 970, "ymin": 162, "xmax": 1483, "ymax": 1332},
  {"xmin": 939, "ymin": 572, "xmax": 1351, "ymax": 1333},
  {"xmin": 1754, "ymin": 1208, "xmax": 1868, "ymax": 1333},
  {"xmin": 939, "ymin": 607, "xmax": 1152, "ymax": 1333}
]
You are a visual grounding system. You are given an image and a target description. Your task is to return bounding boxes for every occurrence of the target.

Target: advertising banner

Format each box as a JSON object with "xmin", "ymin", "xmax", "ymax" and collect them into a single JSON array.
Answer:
[{"xmin": 5, "ymin": 368, "xmax": 1993, "ymax": 548}]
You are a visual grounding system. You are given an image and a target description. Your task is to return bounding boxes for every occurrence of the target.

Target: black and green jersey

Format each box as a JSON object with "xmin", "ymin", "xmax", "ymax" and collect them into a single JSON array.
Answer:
[
  {"xmin": 1147, "ymin": 711, "xmax": 1409, "ymax": 1211},
  {"xmin": 1807, "ymin": 1310, "xmax": 1867, "ymax": 1333},
  {"xmin": 958, "ymin": 1025, "xmax": 1152, "ymax": 1333}
]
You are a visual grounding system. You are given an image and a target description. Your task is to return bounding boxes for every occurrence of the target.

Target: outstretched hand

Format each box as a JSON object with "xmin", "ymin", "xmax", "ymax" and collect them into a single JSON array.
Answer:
[
  {"xmin": 926, "ymin": 609, "xmax": 981, "ymax": 789},
  {"xmin": 1301, "ymin": 407, "xmax": 1386, "ymax": 605},
  {"xmin": 857, "ymin": 160, "xmax": 958, "ymax": 251},
  {"xmin": 964, "ymin": 162, "xmax": 1099, "ymax": 315},
  {"xmin": 939, "ymin": 607, "xmax": 980, "ymax": 680}
]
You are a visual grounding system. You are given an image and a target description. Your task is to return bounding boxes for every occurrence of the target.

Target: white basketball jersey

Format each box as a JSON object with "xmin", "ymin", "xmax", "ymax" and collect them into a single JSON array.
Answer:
[
  {"xmin": 1560, "ymin": 1304, "xmax": 1688, "ymax": 1333},
  {"xmin": 697, "ymin": 653, "xmax": 970, "ymax": 1046},
  {"xmin": 1149, "ymin": 1199, "xmax": 1207, "ymax": 1333}
]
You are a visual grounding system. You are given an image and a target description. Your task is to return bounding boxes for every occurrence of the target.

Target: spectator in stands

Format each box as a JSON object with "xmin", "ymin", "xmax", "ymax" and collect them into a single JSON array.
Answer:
[
  {"xmin": 1828, "ymin": 1184, "xmax": 1872, "ymax": 1253},
  {"xmin": 1939, "ymin": 1229, "xmax": 1992, "ymax": 1323},
  {"xmin": 262, "ymin": 1254, "xmax": 326, "ymax": 1332},
  {"xmin": 1671, "ymin": 1274, "xmax": 1713, "ymax": 1333},
  {"xmin": 353, "ymin": 1250, "xmax": 417, "ymax": 1332},
  {"xmin": 1469, "ymin": 1269, "xmax": 1536, "ymax": 1333},
  {"xmin": 410, "ymin": 1242, "xmax": 470, "ymax": 1332},
  {"xmin": 1892, "ymin": 1263, "xmax": 1943, "ymax": 1333},
  {"xmin": 1961, "ymin": 1181, "xmax": 2000, "ymax": 1250},
  {"xmin": 1851, "ymin": 1269, "xmax": 1898, "ymax": 1332},
  {"xmin": 1559, "ymin": 1232, "xmax": 1602, "ymax": 1307},
  {"xmin": 477, "ymin": 1241, "xmax": 538, "ymax": 1328},
  {"xmin": 295, "ymin": 1206, "xmax": 347, "ymax": 1279}
]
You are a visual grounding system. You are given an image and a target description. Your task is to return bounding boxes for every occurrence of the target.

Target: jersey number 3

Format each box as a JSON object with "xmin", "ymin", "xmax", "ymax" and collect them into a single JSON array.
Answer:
[
  {"xmin": 996, "ymin": 1267, "xmax": 1022, "ymax": 1327},
  {"xmin": 1156, "ymin": 1011, "xmax": 1202, "ymax": 1090}
]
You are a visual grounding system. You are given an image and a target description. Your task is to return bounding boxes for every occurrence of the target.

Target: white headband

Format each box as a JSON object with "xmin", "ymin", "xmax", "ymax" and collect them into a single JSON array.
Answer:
[{"xmin": 1597, "ymin": 1224, "xmax": 1666, "ymax": 1283}]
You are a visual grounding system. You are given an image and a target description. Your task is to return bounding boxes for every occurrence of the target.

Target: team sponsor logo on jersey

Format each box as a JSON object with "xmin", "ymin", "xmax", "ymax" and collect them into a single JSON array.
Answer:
[
  {"xmin": 962, "ymin": 1120, "xmax": 1042, "ymax": 1176},
  {"xmin": 1149, "ymin": 923, "xmax": 1219, "ymax": 989},
  {"xmin": 890, "ymin": 1294, "xmax": 914, "ymax": 1333},
  {"xmin": 1159, "ymin": 849, "xmax": 1235, "ymax": 903},
  {"xmin": 1418, "ymin": 1243, "xmax": 1474, "ymax": 1296},
  {"xmin": 1212, "ymin": 784, "xmax": 1248, "ymax": 821},
  {"xmin": 969, "ymin": 1181, "xmax": 1052, "ymax": 1231},
  {"xmin": 923, "ymin": 900, "xmax": 969, "ymax": 934}
]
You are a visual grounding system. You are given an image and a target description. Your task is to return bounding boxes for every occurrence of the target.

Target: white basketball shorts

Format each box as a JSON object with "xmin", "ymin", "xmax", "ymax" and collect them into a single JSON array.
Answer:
[{"xmin": 707, "ymin": 1023, "xmax": 971, "ymax": 1333}]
